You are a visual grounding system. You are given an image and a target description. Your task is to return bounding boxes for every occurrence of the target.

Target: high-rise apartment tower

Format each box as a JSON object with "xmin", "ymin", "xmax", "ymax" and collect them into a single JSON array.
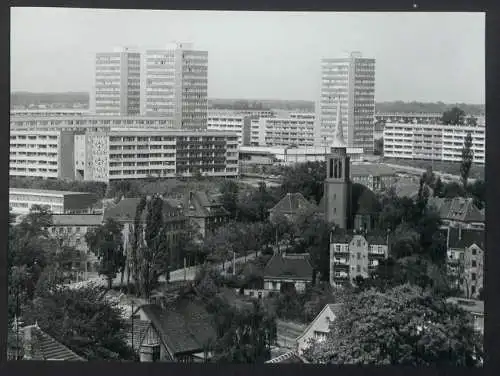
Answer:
[
  {"xmin": 92, "ymin": 47, "xmax": 141, "ymax": 116},
  {"xmin": 317, "ymin": 52, "xmax": 375, "ymax": 154},
  {"xmin": 142, "ymin": 42, "xmax": 208, "ymax": 130}
]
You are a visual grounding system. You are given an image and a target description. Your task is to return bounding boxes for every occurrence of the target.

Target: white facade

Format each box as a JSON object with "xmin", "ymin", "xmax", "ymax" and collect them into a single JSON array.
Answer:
[
  {"xmin": 207, "ymin": 110, "xmax": 250, "ymax": 145},
  {"xmin": 318, "ymin": 52, "xmax": 375, "ymax": 153},
  {"xmin": 142, "ymin": 43, "xmax": 208, "ymax": 130},
  {"xmin": 10, "ymin": 109, "xmax": 89, "ymax": 117},
  {"xmin": 10, "ymin": 128, "xmax": 240, "ymax": 183},
  {"xmin": 93, "ymin": 48, "xmax": 141, "ymax": 115},
  {"xmin": 375, "ymin": 112, "xmax": 443, "ymax": 124},
  {"xmin": 10, "ymin": 130, "xmax": 75, "ymax": 180},
  {"xmin": 383, "ymin": 119, "xmax": 485, "ymax": 164},
  {"xmin": 255, "ymin": 114, "xmax": 316, "ymax": 147}
]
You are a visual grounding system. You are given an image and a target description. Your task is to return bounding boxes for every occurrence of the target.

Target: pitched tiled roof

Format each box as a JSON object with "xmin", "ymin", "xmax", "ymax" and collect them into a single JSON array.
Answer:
[
  {"xmin": 139, "ymin": 299, "xmax": 216, "ymax": 355},
  {"xmin": 24, "ymin": 325, "xmax": 86, "ymax": 361},
  {"xmin": 330, "ymin": 227, "xmax": 353, "ymax": 243},
  {"xmin": 263, "ymin": 253, "xmax": 313, "ymax": 281},
  {"xmin": 331, "ymin": 228, "xmax": 387, "ymax": 245},
  {"xmin": 270, "ymin": 193, "xmax": 317, "ymax": 216},
  {"xmin": 103, "ymin": 197, "xmax": 184, "ymax": 223},
  {"xmin": 51, "ymin": 214, "xmax": 103, "ymax": 227},
  {"xmin": 127, "ymin": 319, "xmax": 151, "ymax": 352},
  {"xmin": 448, "ymin": 227, "xmax": 485, "ymax": 250},
  {"xmin": 365, "ymin": 232, "xmax": 388, "ymax": 245},
  {"xmin": 182, "ymin": 191, "xmax": 230, "ymax": 218},
  {"xmin": 429, "ymin": 197, "xmax": 485, "ymax": 223}
]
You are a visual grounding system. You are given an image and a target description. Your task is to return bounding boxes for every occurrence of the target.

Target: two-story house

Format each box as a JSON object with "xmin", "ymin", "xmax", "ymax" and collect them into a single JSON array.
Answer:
[
  {"xmin": 330, "ymin": 229, "xmax": 388, "ymax": 287},
  {"xmin": 447, "ymin": 227, "xmax": 484, "ymax": 299},
  {"xmin": 263, "ymin": 253, "xmax": 313, "ymax": 295}
]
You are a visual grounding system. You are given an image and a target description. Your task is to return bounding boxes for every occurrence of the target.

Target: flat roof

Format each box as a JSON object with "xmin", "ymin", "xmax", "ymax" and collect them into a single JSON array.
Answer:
[
  {"xmin": 51, "ymin": 214, "xmax": 103, "ymax": 226},
  {"xmin": 108, "ymin": 129, "xmax": 239, "ymax": 136},
  {"xmin": 9, "ymin": 188, "xmax": 94, "ymax": 196}
]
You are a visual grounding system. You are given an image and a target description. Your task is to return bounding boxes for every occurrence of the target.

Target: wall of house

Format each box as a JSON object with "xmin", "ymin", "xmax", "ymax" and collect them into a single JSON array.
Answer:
[
  {"xmin": 297, "ymin": 308, "xmax": 335, "ymax": 355},
  {"xmin": 349, "ymin": 235, "xmax": 370, "ymax": 281},
  {"xmin": 264, "ymin": 279, "xmax": 307, "ymax": 292},
  {"xmin": 464, "ymin": 244, "xmax": 484, "ymax": 298}
]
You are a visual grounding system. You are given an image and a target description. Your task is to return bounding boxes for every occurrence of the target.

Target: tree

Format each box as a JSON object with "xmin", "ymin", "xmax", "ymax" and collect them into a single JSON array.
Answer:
[
  {"xmin": 442, "ymin": 181, "xmax": 466, "ymax": 198},
  {"xmin": 85, "ymin": 218, "xmax": 125, "ymax": 289},
  {"xmin": 25, "ymin": 282, "xmax": 135, "ymax": 360},
  {"xmin": 460, "ymin": 132, "xmax": 474, "ymax": 191},
  {"xmin": 304, "ymin": 284, "xmax": 483, "ymax": 366},
  {"xmin": 212, "ymin": 300, "xmax": 277, "ymax": 363},
  {"xmin": 219, "ymin": 180, "xmax": 240, "ymax": 219},
  {"xmin": 441, "ymin": 107, "xmax": 466, "ymax": 125},
  {"xmin": 467, "ymin": 179, "xmax": 485, "ymax": 210},
  {"xmin": 281, "ymin": 161, "xmax": 326, "ymax": 204}
]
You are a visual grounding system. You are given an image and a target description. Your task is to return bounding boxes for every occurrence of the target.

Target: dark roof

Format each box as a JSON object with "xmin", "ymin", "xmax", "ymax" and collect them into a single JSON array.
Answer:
[
  {"xmin": 331, "ymin": 228, "xmax": 388, "ymax": 245},
  {"xmin": 429, "ymin": 197, "xmax": 485, "ymax": 223},
  {"xmin": 23, "ymin": 325, "xmax": 86, "ymax": 361},
  {"xmin": 51, "ymin": 214, "xmax": 103, "ymax": 226},
  {"xmin": 448, "ymin": 227, "xmax": 485, "ymax": 250},
  {"xmin": 270, "ymin": 193, "xmax": 317, "ymax": 216},
  {"xmin": 139, "ymin": 300, "xmax": 216, "ymax": 355},
  {"xmin": 103, "ymin": 197, "xmax": 184, "ymax": 223},
  {"xmin": 263, "ymin": 253, "xmax": 313, "ymax": 281},
  {"xmin": 127, "ymin": 319, "xmax": 151, "ymax": 352},
  {"xmin": 181, "ymin": 191, "xmax": 230, "ymax": 218}
]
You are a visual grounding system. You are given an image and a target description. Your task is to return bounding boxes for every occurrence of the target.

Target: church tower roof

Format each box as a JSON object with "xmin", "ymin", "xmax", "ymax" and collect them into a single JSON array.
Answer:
[{"xmin": 330, "ymin": 96, "xmax": 347, "ymax": 149}]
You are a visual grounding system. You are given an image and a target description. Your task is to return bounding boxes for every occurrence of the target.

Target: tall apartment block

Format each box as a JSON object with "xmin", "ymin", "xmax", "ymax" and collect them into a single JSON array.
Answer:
[
  {"xmin": 142, "ymin": 43, "xmax": 208, "ymax": 130},
  {"xmin": 92, "ymin": 47, "xmax": 141, "ymax": 115},
  {"xmin": 317, "ymin": 52, "xmax": 375, "ymax": 154}
]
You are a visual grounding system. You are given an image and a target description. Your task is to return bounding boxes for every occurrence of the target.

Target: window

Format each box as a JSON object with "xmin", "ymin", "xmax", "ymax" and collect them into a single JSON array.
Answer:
[
  {"xmin": 472, "ymin": 273, "xmax": 477, "ymax": 281},
  {"xmin": 357, "ymin": 240, "xmax": 361, "ymax": 247},
  {"xmin": 472, "ymin": 248, "xmax": 477, "ymax": 256},
  {"xmin": 357, "ymin": 252, "xmax": 361, "ymax": 260},
  {"xmin": 472, "ymin": 260, "xmax": 477, "ymax": 268},
  {"xmin": 356, "ymin": 265, "xmax": 361, "ymax": 273},
  {"xmin": 471, "ymin": 286, "xmax": 476, "ymax": 295}
]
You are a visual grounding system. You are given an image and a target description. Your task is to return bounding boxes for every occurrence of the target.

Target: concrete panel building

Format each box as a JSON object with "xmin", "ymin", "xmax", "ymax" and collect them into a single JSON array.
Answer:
[
  {"xmin": 318, "ymin": 52, "xmax": 376, "ymax": 154},
  {"xmin": 93, "ymin": 47, "xmax": 141, "ymax": 115},
  {"xmin": 142, "ymin": 43, "xmax": 208, "ymax": 130},
  {"xmin": 207, "ymin": 110, "xmax": 252, "ymax": 145}
]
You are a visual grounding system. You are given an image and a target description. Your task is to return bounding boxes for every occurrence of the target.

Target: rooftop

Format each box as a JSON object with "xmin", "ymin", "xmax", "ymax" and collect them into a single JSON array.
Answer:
[
  {"xmin": 263, "ymin": 253, "xmax": 313, "ymax": 281},
  {"xmin": 51, "ymin": 214, "xmax": 103, "ymax": 227},
  {"xmin": 103, "ymin": 197, "xmax": 184, "ymax": 222},
  {"xmin": 9, "ymin": 188, "xmax": 94, "ymax": 196},
  {"xmin": 429, "ymin": 197, "xmax": 484, "ymax": 223},
  {"xmin": 448, "ymin": 227, "xmax": 485, "ymax": 250},
  {"xmin": 270, "ymin": 192, "xmax": 318, "ymax": 217}
]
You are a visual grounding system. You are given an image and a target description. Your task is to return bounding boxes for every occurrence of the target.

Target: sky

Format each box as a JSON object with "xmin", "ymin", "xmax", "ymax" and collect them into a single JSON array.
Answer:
[{"xmin": 10, "ymin": 8, "xmax": 485, "ymax": 103}]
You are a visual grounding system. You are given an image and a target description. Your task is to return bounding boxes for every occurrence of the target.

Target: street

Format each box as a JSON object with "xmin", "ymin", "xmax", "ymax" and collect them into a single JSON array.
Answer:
[{"xmin": 66, "ymin": 251, "xmax": 261, "ymax": 290}]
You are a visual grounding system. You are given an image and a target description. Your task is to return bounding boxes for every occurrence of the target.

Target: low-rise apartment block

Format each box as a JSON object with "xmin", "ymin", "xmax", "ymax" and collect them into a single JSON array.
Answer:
[
  {"xmin": 207, "ymin": 110, "xmax": 252, "ymax": 145},
  {"xmin": 250, "ymin": 113, "xmax": 316, "ymax": 147},
  {"xmin": 383, "ymin": 118, "xmax": 485, "ymax": 164},
  {"xmin": 9, "ymin": 188, "xmax": 99, "ymax": 216},
  {"xmin": 329, "ymin": 230, "xmax": 388, "ymax": 287}
]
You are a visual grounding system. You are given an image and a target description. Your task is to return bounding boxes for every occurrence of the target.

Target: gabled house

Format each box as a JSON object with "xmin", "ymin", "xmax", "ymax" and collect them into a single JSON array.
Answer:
[
  {"xmin": 177, "ymin": 191, "xmax": 230, "ymax": 238},
  {"xmin": 296, "ymin": 303, "xmax": 342, "ymax": 355},
  {"xmin": 263, "ymin": 253, "xmax": 313, "ymax": 294},
  {"xmin": 429, "ymin": 197, "xmax": 485, "ymax": 230},
  {"xmin": 446, "ymin": 227, "xmax": 484, "ymax": 299},
  {"xmin": 269, "ymin": 192, "xmax": 319, "ymax": 224},
  {"xmin": 8, "ymin": 324, "xmax": 86, "ymax": 361},
  {"xmin": 130, "ymin": 298, "xmax": 217, "ymax": 363}
]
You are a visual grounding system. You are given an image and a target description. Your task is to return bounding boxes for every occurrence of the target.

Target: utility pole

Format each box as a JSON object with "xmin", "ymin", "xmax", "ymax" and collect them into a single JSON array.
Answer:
[{"xmin": 184, "ymin": 257, "xmax": 187, "ymax": 282}]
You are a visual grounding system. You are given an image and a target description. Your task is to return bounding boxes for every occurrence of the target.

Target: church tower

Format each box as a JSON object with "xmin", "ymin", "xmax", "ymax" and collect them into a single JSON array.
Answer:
[{"xmin": 324, "ymin": 96, "xmax": 351, "ymax": 229}]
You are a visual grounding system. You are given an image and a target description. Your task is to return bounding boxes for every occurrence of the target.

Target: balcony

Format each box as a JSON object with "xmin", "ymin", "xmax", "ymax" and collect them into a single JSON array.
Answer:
[
  {"xmin": 334, "ymin": 272, "xmax": 349, "ymax": 279},
  {"xmin": 333, "ymin": 258, "xmax": 349, "ymax": 265}
]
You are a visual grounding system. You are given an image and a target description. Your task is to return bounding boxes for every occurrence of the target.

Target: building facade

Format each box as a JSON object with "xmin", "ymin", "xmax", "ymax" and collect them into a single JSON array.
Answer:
[
  {"xmin": 207, "ymin": 110, "xmax": 252, "ymax": 145},
  {"xmin": 318, "ymin": 52, "xmax": 376, "ymax": 153},
  {"xmin": 329, "ymin": 231, "xmax": 388, "ymax": 287},
  {"xmin": 9, "ymin": 188, "xmax": 99, "ymax": 216},
  {"xmin": 383, "ymin": 119, "xmax": 485, "ymax": 164},
  {"xmin": 142, "ymin": 43, "xmax": 208, "ymax": 130},
  {"xmin": 10, "ymin": 129, "xmax": 239, "ymax": 182},
  {"xmin": 253, "ymin": 113, "xmax": 316, "ymax": 147},
  {"xmin": 93, "ymin": 47, "xmax": 141, "ymax": 115},
  {"xmin": 375, "ymin": 112, "xmax": 443, "ymax": 124}
]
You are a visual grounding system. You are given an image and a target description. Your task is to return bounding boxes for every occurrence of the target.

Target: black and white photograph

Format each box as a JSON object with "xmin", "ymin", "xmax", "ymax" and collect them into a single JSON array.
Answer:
[{"xmin": 8, "ymin": 8, "xmax": 484, "ymax": 365}]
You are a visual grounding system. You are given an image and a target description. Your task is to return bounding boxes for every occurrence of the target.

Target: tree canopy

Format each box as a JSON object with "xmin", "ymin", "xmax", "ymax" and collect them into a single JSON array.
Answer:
[{"xmin": 304, "ymin": 284, "xmax": 483, "ymax": 366}]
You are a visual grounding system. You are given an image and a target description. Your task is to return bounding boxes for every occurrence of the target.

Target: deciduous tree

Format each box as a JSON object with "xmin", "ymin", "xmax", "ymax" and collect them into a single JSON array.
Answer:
[{"xmin": 460, "ymin": 132, "xmax": 474, "ymax": 191}]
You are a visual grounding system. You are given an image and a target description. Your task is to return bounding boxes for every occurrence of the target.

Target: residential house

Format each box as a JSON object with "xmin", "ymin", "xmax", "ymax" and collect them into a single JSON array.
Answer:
[
  {"xmin": 48, "ymin": 214, "xmax": 103, "ymax": 278},
  {"xmin": 447, "ymin": 227, "xmax": 484, "ymax": 299},
  {"xmin": 296, "ymin": 303, "xmax": 342, "ymax": 355},
  {"xmin": 269, "ymin": 192, "xmax": 318, "ymax": 224},
  {"xmin": 263, "ymin": 253, "xmax": 313, "ymax": 295},
  {"xmin": 330, "ymin": 229, "xmax": 388, "ymax": 288},
  {"xmin": 130, "ymin": 299, "xmax": 217, "ymax": 363},
  {"xmin": 446, "ymin": 297, "xmax": 484, "ymax": 334},
  {"xmin": 176, "ymin": 191, "xmax": 230, "ymax": 238},
  {"xmin": 429, "ymin": 197, "xmax": 485, "ymax": 230},
  {"xmin": 103, "ymin": 197, "xmax": 187, "ymax": 269},
  {"xmin": 8, "ymin": 324, "xmax": 86, "ymax": 361}
]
